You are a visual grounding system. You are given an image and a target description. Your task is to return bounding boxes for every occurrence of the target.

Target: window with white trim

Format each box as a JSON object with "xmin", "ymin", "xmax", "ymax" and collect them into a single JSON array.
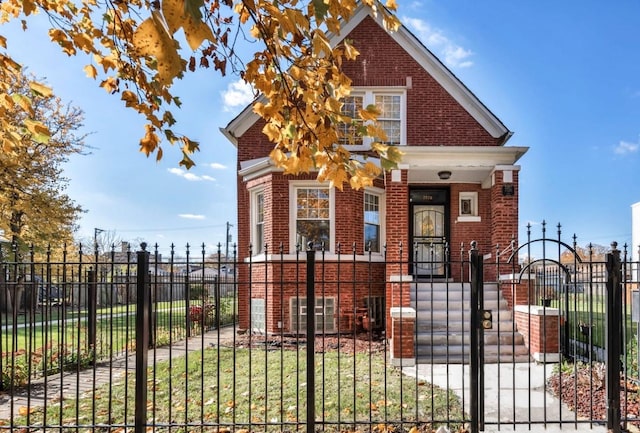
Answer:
[
  {"xmin": 338, "ymin": 90, "xmax": 405, "ymax": 148},
  {"xmin": 292, "ymin": 184, "xmax": 333, "ymax": 251},
  {"xmin": 338, "ymin": 95, "xmax": 364, "ymax": 146},
  {"xmin": 364, "ymin": 192, "xmax": 381, "ymax": 253},
  {"xmin": 458, "ymin": 192, "xmax": 481, "ymax": 222},
  {"xmin": 375, "ymin": 94, "xmax": 401, "ymax": 145},
  {"xmin": 252, "ymin": 189, "xmax": 265, "ymax": 254},
  {"xmin": 290, "ymin": 297, "xmax": 336, "ymax": 333}
]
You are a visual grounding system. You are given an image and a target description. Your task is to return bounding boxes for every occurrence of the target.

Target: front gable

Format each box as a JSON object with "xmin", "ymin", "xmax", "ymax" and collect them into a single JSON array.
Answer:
[
  {"xmin": 222, "ymin": 5, "xmax": 511, "ymax": 149},
  {"xmin": 341, "ymin": 15, "xmax": 505, "ymax": 146}
]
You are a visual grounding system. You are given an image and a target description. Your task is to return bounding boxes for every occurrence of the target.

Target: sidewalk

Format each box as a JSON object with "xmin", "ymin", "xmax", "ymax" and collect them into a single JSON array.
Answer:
[
  {"xmin": 0, "ymin": 326, "xmax": 237, "ymax": 421},
  {"xmin": 403, "ymin": 362, "xmax": 609, "ymax": 432}
]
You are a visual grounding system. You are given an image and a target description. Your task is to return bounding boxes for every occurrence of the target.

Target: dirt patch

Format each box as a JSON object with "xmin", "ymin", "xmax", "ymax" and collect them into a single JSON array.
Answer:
[{"xmin": 231, "ymin": 333, "xmax": 387, "ymax": 355}]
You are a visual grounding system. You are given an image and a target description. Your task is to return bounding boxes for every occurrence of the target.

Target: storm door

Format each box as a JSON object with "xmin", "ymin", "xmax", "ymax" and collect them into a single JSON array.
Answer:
[{"xmin": 410, "ymin": 189, "xmax": 449, "ymax": 278}]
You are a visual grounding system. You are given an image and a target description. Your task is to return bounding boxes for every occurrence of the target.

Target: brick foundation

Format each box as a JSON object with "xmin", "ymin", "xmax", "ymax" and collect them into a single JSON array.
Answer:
[
  {"xmin": 390, "ymin": 307, "xmax": 416, "ymax": 366},
  {"xmin": 514, "ymin": 305, "xmax": 562, "ymax": 363}
]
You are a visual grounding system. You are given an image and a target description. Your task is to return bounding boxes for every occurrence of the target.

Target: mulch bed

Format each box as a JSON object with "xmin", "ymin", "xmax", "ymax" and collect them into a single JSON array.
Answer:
[
  {"xmin": 547, "ymin": 363, "xmax": 640, "ymax": 430},
  {"xmin": 231, "ymin": 332, "xmax": 387, "ymax": 355}
]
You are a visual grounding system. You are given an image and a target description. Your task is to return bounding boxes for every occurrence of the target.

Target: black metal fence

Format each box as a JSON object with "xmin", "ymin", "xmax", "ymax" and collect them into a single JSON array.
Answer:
[{"xmin": 0, "ymin": 231, "xmax": 639, "ymax": 432}]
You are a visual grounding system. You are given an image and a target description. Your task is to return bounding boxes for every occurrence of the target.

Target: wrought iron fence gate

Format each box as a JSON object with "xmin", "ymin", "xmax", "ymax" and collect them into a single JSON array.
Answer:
[{"xmin": 0, "ymin": 231, "xmax": 639, "ymax": 432}]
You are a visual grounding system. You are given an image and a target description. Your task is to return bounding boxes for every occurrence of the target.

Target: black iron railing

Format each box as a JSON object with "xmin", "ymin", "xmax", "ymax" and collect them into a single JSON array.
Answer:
[{"xmin": 0, "ymin": 233, "xmax": 638, "ymax": 433}]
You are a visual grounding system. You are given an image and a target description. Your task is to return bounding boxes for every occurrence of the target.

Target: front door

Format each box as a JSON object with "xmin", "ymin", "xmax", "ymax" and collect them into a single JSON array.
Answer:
[{"xmin": 410, "ymin": 189, "xmax": 449, "ymax": 278}]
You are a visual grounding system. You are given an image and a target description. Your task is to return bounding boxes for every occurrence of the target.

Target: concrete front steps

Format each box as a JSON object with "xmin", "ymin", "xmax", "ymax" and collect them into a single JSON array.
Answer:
[{"xmin": 410, "ymin": 282, "xmax": 530, "ymax": 364}]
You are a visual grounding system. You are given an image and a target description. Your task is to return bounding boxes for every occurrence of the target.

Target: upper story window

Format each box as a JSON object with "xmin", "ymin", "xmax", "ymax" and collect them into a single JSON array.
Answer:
[
  {"xmin": 375, "ymin": 94, "xmax": 401, "ymax": 145},
  {"xmin": 364, "ymin": 192, "xmax": 381, "ymax": 253},
  {"xmin": 338, "ymin": 96, "xmax": 364, "ymax": 146},
  {"xmin": 251, "ymin": 189, "xmax": 265, "ymax": 254},
  {"xmin": 291, "ymin": 184, "xmax": 334, "ymax": 251},
  {"xmin": 339, "ymin": 89, "xmax": 406, "ymax": 149}
]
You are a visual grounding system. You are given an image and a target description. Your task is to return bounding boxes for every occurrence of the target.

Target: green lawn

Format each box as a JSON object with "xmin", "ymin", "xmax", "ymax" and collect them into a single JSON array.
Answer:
[
  {"xmin": 9, "ymin": 347, "xmax": 465, "ymax": 432},
  {"xmin": 551, "ymin": 293, "xmax": 638, "ymax": 350},
  {"xmin": 1, "ymin": 297, "xmax": 237, "ymax": 387}
]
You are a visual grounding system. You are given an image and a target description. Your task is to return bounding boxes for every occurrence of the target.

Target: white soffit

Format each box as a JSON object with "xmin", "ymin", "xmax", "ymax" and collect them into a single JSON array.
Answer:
[{"xmin": 399, "ymin": 146, "xmax": 528, "ymax": 168}]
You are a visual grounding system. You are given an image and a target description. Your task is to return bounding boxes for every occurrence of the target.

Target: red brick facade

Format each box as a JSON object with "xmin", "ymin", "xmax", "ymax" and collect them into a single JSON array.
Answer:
[
  {"xmin": 224, "ymin": 8, "xmax": 526, "ymax": 335},
  {"xmin": 514, "ymin": 306, "xmax": 563, "ymax": 362}
]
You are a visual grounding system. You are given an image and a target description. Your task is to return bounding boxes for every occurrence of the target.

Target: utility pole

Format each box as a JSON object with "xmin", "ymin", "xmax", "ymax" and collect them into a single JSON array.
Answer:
[
  {"xmin": 94, "ymin": 228, "xmax": 104, "ymax": 252},
  {"xmin": 225, "ymin": 222, "xmax": 233, "ymax": 261}
]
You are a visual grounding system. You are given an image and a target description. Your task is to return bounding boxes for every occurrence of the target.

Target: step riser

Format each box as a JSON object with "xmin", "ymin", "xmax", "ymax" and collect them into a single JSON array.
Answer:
[
  {"xmin": 415, "ymin": 311, "xmax": 513, "ymax": 322},
  {"xmin": 416, "ymin": 346, "xmax": 530, "ymax": 357},
  {"xmin": 416, "ymin": 333, "xmax": 525, "ymax": 346},
  {"xmin": 410, "ymin": 300, "xmax": 507, "ymax": 310},
  {"xmin": 412, "ymin": 283, "xmax": 529, "ymax": 364},
  {"xmin": 415, "ymin": 322, "xmax": 516, "ymax": 332},
  {"xmin": 416, "ymin": 355, "xmax": 532, "ymax": 364},
  {"xmin": 411, "ymin": 292, "xmax": 502, "ymax": 301}
]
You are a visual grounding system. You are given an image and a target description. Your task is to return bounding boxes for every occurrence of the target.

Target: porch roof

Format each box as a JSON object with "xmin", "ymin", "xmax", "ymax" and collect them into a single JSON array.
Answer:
[
  {"xmin": 399, "ymin": 146, "xmax": 528, "ymax": 186},
  {"xmin": 239, "ymin": 145, "xmax": 528, "ymax": 186}
]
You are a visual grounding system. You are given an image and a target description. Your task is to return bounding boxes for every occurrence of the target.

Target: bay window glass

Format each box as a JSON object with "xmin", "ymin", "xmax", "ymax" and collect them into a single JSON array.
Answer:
[
  {"xmin": 364, "ymin": 192, "xmax": 381, "ymax": 252},
  {"xmin": 253, "ymin": 190, "xmax": 265, "ymax": 254},
  {"xmin": 295, "ymin": 187, "xmax": 331, "ymax": 250}
]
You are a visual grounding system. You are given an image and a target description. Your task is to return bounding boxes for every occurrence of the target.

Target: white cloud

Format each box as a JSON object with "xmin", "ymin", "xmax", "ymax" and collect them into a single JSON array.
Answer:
[
  {"xmin": 179, "ymin": 214, "xmax": 206, "ymax": 220},
  {"xmin": 402, "ymin": 16, "xmax": 473, "ymax": 68},
  {"xmin": 209, "ymin": 162, "xmax": 227, "ymax": 170},
  {"xmin": 167, "ymin": 167, "xmax": 216, "ymax": 182},
  {"xmin": 614, "ymin": 140, "xmax": 639, "ymax": 155},
  {"xmin": 222, "ymin": 79, "xmax": 254, "ymax": 112}
]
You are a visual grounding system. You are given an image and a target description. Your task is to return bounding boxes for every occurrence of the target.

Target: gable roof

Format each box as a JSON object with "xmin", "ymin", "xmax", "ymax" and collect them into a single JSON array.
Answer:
[{"xmin": 221, "ymin": 5, "xmax": 511, "ymax": 145}]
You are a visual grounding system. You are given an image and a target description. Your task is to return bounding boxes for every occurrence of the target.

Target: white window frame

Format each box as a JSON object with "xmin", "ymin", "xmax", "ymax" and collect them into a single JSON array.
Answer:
[
  {"xmin": 289, "ymin": 182, "xmax": 335, "ymax": 252},
  {"xmin": 290, "ymin": 296, "xmax": 336, "ymax": 333},
  {"xmin": 457, "ymin": 191, "xmax": 481, "ymax": 222},
  {"xmin": 364, "ymin": 188, "xmax": 385, "ymax": 254},
  {"xmin": 341, "ymin": 88, "xmax": 406, "ymax": 151},
  {"xmin": 250, "ymin": 188, "xmax": 266, "ymax": 255}
]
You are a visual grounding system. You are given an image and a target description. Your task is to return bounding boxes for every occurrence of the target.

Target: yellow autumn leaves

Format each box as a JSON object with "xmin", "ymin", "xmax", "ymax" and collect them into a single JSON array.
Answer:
[
  {"xmin": 0, "ymin": 50, "xmax": 52, "ymax": 152},
  {"xmin": 0, "ymin": 0, "xmax": 402, "ymax": 189}
]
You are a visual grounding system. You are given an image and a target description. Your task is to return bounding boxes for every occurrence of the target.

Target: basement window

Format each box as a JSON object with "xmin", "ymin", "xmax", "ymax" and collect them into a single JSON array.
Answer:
[{"xmin": 290, "ymin": 297, "xmax": 336, "ymax": 333}]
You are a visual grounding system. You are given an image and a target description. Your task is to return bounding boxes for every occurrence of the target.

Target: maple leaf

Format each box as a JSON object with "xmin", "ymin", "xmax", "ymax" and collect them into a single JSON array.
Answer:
[
  {"xmin": 83, "ymin": 64, "xmax": 98, "ymax": 79},
  {"xmin": 132, "ymin": 11, "xmax": 184, "ymax": 85},
  {"xmin": 29, "ymin": 81, "xmax": 52, "ymax": 97},
  {"xmin": 162, "ymin": 0, "xmax": 215, "ymax": 50},
  {"xmin": 23, "ymin": 118, "xmax": 50, "ymax": 143}
]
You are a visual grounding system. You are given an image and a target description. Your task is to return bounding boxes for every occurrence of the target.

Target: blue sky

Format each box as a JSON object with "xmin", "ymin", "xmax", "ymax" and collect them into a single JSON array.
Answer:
[{"xmin": 4, "ymin": 1, "xmax": 640, "ymax": 257}]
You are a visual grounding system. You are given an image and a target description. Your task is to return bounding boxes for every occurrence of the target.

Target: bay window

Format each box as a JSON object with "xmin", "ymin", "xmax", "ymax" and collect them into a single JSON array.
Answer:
[
  {"xmin": 364, "ymin": 192, "xmax": 381, "ymax": 253},
  {"xmin": 252, "ymin": 189, "xmax": 265, "ymax": 254},
  {"xmin": 291, "ymin": 184, "xmax": 333, "ymax": 251}
]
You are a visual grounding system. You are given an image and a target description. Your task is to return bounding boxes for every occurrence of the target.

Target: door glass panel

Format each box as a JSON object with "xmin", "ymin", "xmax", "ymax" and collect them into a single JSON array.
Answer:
[{"xmin": 413, "ymin": 205, "xmax": 445, "ymax": 276}]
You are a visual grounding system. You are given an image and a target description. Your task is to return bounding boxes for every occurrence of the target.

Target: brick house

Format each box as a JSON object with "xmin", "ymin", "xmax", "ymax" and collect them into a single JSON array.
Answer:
[{"xmin": 221, "ymin": 5, "xmax": 528, "ymax": 336}]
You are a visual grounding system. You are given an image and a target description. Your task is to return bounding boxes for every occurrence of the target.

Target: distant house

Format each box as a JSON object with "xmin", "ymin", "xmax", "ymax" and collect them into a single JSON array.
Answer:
[{"xmin": 222, "ymin": 5, "xmax": 528, "ymax": 335}]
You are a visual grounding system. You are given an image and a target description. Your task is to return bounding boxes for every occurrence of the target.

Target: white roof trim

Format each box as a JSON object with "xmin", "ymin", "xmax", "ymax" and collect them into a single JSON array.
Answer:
[
  {"xmin": 334, "ymin": 6, "xmax": 509, "ymax": 140},
  {"xmin": 399, "ymin": 146, "xmax": 527, "ymax": 168},
  {"xmin": 238, "ymin": 156, "xmax": 283, "ymax": 181},
  {"xmin": 239, "ymin": 154, "xmax": 384, "ymax": 182},
  {"xmin": 223, "ymin": 5, "xmax": 511, "ymax": 143}
]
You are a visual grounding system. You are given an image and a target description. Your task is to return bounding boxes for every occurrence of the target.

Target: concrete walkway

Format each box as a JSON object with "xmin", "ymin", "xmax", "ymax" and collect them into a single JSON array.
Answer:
[{"xmin": 403, "ymin": 362, "xmax": 609, "ymax": 432}]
